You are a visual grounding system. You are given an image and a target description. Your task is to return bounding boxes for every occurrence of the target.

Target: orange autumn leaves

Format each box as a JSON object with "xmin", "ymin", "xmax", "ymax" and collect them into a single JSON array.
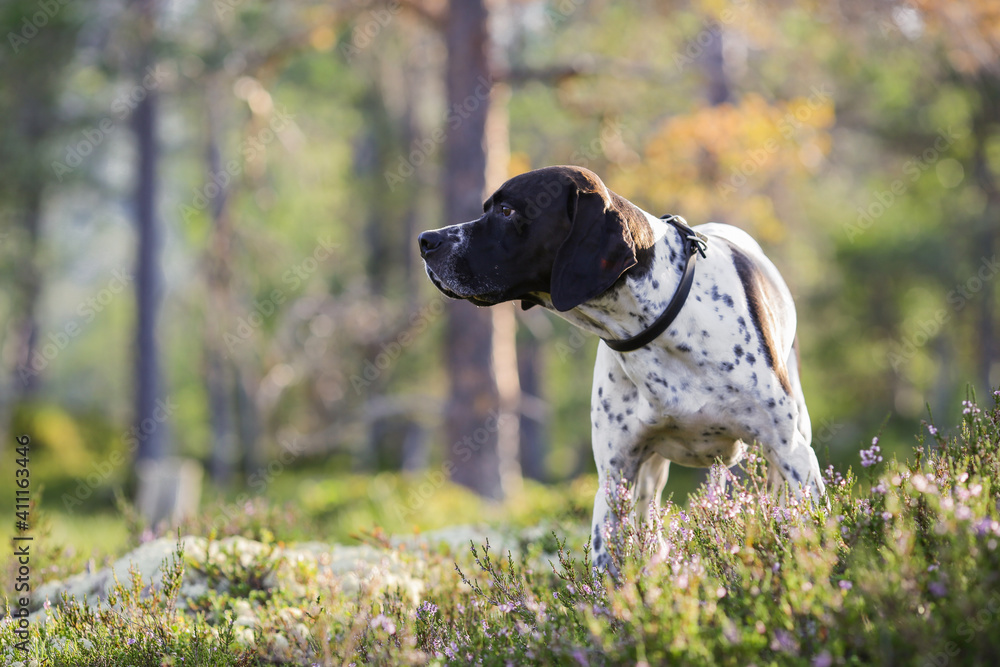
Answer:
[{"xmin": 616, "ymin": 92, "xmax": 834, "ymax": 243}]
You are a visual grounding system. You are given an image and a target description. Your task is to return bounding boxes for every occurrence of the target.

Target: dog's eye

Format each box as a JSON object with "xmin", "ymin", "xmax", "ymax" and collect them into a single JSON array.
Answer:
[{"xmin": 500, "ymin": 205, "xmax": 514, "ymax": 218}]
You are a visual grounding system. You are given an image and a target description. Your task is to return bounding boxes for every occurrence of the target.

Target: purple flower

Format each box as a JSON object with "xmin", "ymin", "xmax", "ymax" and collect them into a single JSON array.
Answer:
[
  {"xmin": 929, "ymin": 581, "xmax": 947, "ymax": 597},
  {"xmin": 770, "ymin": 628, "xmax": 798, "ymax": 653},
  {"xmin": 860, "ymin": 441, "xmax": 883, "ymax": 467},
  {"xmin": 813, "ymin": 651, "xmax": 833, "ymax": 667},
  {"xmin": 839, "ymin": 580, "xmax": 853, "ymax": 591}
]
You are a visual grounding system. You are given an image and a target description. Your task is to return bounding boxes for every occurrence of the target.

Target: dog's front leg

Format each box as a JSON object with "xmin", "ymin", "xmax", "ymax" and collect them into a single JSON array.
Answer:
[{"xmin": 588, "ymin": 349, "xmax": 653, "ymax": 576}]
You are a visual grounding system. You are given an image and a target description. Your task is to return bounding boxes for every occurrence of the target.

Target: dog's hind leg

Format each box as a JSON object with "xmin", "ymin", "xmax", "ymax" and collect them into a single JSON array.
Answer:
[{"xmin": 771, "ymin": 339, "xmax": 825, "ymax": 500}]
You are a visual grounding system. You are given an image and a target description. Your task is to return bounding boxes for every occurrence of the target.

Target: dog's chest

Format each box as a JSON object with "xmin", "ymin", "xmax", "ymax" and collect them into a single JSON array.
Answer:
[{"xmin": 601, "ymin": 339, "xmax": 780, "ymax": 467}]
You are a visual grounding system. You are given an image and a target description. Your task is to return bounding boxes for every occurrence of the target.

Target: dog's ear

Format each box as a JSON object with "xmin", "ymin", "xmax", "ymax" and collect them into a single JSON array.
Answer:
[{"xmin": 550, "ymin": 188, "xmax": 637, "ymax": 312}]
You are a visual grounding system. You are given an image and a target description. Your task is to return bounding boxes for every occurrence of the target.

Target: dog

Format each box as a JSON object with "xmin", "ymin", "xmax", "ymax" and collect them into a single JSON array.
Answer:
[{"xmin": 418, "ymin": 165, "xmax": 825, "ymax": 573}]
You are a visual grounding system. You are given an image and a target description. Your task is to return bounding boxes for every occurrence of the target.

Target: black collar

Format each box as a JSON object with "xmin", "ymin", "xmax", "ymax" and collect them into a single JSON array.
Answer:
[{"xmin": 601, "ymin": 215, "xmax": 707, "ymax": 353}]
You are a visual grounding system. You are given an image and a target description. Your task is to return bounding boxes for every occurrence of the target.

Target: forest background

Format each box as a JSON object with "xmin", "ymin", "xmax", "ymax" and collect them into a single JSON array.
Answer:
[{"xmin": 0, "ymin": 0, "xmax": 998, "ymax": 556}]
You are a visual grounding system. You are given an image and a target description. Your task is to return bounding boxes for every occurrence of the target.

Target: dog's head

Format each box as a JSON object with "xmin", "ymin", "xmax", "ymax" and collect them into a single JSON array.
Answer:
[{"xmin": 418, "ymin": 165, "xmax": 653, "ymax": 311}]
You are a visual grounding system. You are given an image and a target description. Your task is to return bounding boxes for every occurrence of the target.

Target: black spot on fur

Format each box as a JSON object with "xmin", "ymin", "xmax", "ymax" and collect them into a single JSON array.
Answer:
[
  {"xmin": 711, "ymin": 285, "xmax": 735, "ymax": 308},
  {"xmin": 647, "ymin": 373, "xmax": 669, "ymax": 387},
  {"xmin": 720, "ymin": 362, "xmax": 735, "ymax": 372},
  {"xmin": 677, "ymin": 343, "xmax": 692, "ymax": 353},
  {"xmin": 734, "ymin": 345, "xmax": 744, "ymax": 358}
]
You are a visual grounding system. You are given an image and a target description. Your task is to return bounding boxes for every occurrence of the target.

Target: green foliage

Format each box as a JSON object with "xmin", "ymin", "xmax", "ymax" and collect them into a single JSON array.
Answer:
[
  {"xmin": 3, "ymin": 541, "xmax": 256, "ymax": 666},
  {"xmin": 6, "ymin": 389, "xmax": 1000, "ymax": 665}
]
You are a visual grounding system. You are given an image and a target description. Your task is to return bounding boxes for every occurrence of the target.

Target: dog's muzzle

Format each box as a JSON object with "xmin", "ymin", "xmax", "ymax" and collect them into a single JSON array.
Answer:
[
  {"xmin": 418, "ymin": 229, "xmax": 464, "ymax": 300},
  {"xmin": 417, "ymin": 229, "xmax": 447, "ymax": 260}
]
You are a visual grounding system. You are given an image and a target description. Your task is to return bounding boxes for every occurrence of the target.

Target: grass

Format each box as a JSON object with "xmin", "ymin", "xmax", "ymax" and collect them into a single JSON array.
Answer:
[{"xmin": 3, "ymin": 388, "xmax": 1000, "ymax": 665}]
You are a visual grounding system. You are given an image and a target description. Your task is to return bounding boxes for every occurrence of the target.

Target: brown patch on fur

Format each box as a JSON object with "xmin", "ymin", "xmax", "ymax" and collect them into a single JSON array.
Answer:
[{"xmin": 731, "ymin": 246, "xmax": 792, "ymax": 395}]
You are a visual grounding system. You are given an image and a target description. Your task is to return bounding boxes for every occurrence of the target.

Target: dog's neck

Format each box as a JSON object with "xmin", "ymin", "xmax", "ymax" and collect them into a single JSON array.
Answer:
[{"xmin": 550, "ymin": 209, "xmax": 690, "ymax": 342}]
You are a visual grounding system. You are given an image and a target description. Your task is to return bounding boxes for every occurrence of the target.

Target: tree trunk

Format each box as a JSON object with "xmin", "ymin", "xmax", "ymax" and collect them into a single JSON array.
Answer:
[
  {"xmin": 442, "ymin": 0, "xmax": 503, "ymax": 499},
  {"xmin": 11, "ymin": 189, "xmax": 42, "ymax": 399},
  {"xmin": 517, "ymin": 329, "xmax": 547, "ymax": 482},
  {"xmin": 702, "ymin": 24, "xmax": 731, "ymax": 106},
  {"xmin": 203, "ymin": 75, "xmax": 237, "ymax": 484},
  {"xmin": 131, "ymin": 0, "xmax": 166, "ymax": 466}
]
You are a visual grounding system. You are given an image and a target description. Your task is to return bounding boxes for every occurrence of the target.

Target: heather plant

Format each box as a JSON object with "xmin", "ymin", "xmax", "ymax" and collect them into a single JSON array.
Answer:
[{"xmin": 4, "ymin": 389, "xmax": 1000, "ymax": 665}]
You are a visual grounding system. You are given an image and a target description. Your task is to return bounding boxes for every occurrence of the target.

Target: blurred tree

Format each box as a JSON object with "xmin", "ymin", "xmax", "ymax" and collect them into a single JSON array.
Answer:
[
  {"xmin": 129, "ymin": 0, "xmax": 168, "ymax": 467},
  {"xmin": 441, "ymin": 0, "xmax": 506, "ymax": 499},
  {"xmin": 0, "ymin": 1, "xmax": 82, "ymax": 434}
]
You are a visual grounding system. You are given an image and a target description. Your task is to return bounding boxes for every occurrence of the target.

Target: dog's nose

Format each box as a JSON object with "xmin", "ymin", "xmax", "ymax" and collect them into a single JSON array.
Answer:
[{"xmin": 418, "ymin": 230, "xmax": 444, "ymax": 258}]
